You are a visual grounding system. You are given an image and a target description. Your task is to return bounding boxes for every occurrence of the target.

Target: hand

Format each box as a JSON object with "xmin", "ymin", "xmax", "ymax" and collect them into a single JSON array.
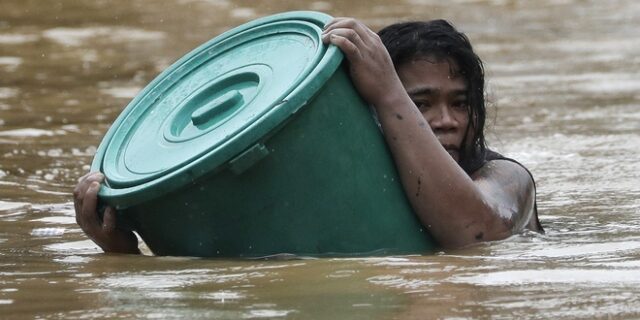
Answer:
[
  {"xmin": 73, "ymin": 172, "xmax": 140, "ymax": 254},
  {"xmin": 322, "ymin": 18, "xmax": 407, "ymax": 107}
]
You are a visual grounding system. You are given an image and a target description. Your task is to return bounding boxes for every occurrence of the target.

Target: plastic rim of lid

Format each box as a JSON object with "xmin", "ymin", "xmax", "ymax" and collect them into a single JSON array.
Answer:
[{"xmin": 91, "ymin": 11, "xmax": 343, "ymax": 208}]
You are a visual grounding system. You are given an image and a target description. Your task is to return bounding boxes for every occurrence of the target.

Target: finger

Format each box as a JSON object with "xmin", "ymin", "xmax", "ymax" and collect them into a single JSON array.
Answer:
[
  {"xmin": 367, "ymin": 27, "xmax": 380, "ymax": 39},
  {"xmin": 74, "ymin": 171, "xmax": 100, "ymax": 196},
  {"xmin": 74, "ymin": 173, "xmax": 89, "ymax": 200},
  {"xmin": 76, "ymin": 171, "xmax": 93, "ymax": 183},
  {"xmin": 323, "ymin": 28, "xmax": 367, "ymax": 52},
  {"xmin": 74, "ymin": 173, "xmax": 94, "ymax": 222},
  {"xmin": 76, "ymin": 172, "xmax": 103, "ymax": 193},
  {"xmin": 326, "ymin": 34, "xmax": 362, "ymax": 62},
  {"xmin": 79, "ymin": 181, "xmax": 101, "ymax": 234},
  {"xmin": 323, "ymin": 17, "xmax": 352, "ymax": 32},
  {"xmin": 323, "ymin": 17, "xmax": 364, "ymax": 32},
  {"xmin": 323, "ymin": 18, "xmax": 373, "ymax": 40},
  {"xmin": 75, "ymin": 172, "xmax": 104, "ymax": 203},
  {"xmin": 102, "ymin": 206, "xmax": 117, "ymax": 233}
]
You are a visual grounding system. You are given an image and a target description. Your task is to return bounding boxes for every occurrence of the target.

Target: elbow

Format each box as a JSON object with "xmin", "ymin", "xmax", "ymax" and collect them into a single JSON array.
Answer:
[
  {"xmin": 436, "ymin": 226, "xmax": 513, "ymax": 249},
  {"xmin": 432, "ymin": 207, "xmax": 516, "ymax": 249}
]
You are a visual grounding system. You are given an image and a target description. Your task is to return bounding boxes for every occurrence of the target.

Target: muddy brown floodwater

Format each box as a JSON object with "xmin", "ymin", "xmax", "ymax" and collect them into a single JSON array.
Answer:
[{"xmin": 1, "ymin": 0, "xmax": 639, "ymax": 319}]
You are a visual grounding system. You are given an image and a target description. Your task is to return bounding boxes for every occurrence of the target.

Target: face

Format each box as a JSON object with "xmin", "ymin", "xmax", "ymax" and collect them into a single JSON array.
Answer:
[{"xmin": 396, "ymin": 58, "xmax": 470, "ymax": 163}]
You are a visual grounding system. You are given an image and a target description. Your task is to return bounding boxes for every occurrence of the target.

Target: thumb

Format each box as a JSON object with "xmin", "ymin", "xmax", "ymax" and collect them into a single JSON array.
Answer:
[{"xmin": 102, "ymin": 206, "xmax": 117, "ymax": 233}]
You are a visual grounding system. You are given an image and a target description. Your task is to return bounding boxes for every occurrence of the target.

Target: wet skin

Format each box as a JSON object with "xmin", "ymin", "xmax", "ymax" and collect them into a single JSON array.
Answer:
[{"xmin": 322, "ymin": 17, "xmax": 539, "ymax": 248}]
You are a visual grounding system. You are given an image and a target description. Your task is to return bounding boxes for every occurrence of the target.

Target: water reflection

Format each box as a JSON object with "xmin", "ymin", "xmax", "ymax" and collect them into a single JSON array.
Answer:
[
  {"xmin": 452, "ymin": 269, "xmax": 640, "ymax": 285},
  {"xmin": 1, "ymin": 0, "xmax": 640, "ymax": 318}
]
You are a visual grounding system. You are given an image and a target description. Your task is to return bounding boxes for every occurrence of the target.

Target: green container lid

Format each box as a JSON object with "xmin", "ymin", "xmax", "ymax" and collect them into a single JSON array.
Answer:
[{"xmin": 92, "ymin": 11, "xmax": 342, "ymax": 208}]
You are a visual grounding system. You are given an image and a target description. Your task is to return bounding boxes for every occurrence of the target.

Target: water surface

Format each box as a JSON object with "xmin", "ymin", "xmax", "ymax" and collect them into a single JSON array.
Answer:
[{"xmin": 1, "ymin": 0, "xmax": 639, "ymax": 318}]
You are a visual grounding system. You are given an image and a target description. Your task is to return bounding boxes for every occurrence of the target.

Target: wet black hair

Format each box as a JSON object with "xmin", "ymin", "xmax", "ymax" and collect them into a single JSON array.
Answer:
[{"xmin": 378, "ymin": 20, "xmax": 487, "ymax": 174}]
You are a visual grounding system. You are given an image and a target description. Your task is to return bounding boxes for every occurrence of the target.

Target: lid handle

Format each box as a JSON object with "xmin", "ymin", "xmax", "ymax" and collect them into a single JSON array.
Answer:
[{"xmin": 191, "ymin": 90, "xmax": 244, "ymax": 126}]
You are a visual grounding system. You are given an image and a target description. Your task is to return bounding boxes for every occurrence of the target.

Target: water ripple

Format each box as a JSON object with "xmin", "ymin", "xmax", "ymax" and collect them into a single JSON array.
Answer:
[
  {"xmin": 449, "ymin": 269, "xmax": 640, "ymax": 286},
  {"xmin": 42, "ymin": 27, "xmax": 165, "ymax": 47}
]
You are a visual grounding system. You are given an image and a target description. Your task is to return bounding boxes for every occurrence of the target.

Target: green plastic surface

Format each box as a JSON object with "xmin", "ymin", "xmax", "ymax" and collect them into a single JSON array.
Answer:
[
  {"xmin": 94, "ymin": 11, "xmax": 342, "ymax": 207},
  {"xmin": 91, "ymin": 11, "xmax": 437, "ymax": 257},
  {"xmin": 122, "ymin": 69, "xmax": 436, "ymax": 257}
]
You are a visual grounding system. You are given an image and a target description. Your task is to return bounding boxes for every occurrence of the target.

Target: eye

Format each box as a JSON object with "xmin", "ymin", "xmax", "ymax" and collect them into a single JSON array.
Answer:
[
  {"xmin": 451, "ymin": 98, "xmax": 468, "ymax": 110},
  {"xmin": 412, "ymin": 99, "xmax": 431, "ymax": 111}
]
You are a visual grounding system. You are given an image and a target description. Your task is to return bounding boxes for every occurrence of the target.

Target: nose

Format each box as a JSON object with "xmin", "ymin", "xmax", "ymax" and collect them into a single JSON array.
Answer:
[{"xmin": 429, "ymin": 105, "xmax": 459, "ymax": 131}]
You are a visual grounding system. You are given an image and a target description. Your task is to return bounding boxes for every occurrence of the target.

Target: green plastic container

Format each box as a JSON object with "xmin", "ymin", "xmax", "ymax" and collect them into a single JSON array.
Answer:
[{"xmin": 91, "ymin": 11, "xmax": 436, "ymax": 257}]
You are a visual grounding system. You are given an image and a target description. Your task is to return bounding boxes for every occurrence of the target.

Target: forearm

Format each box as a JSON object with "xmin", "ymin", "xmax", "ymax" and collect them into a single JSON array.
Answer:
[{"xmin": 373, "ymin": 93, "xmax": 501, "ymax": 247}]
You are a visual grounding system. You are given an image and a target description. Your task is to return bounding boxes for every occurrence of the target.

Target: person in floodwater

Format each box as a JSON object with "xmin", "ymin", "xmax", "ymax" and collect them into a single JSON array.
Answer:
[
  {"xmin": 73, "ymin": 17, "xmax": 543, "ymax": 254},
  {"xmin": 322, "ymin": 18, "xmax": 544, "ymax": 247}
]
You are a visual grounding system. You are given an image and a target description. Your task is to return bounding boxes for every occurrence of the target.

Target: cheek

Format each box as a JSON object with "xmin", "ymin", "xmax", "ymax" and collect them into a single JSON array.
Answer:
[{"xmin": 452, "ymin": 110, "xmax": 470, "ymax": 131}]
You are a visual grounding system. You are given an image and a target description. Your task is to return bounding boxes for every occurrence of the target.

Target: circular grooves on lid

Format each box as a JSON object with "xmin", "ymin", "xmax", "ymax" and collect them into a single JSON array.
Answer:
[{"xmin": 92, "ymin": 11, "xmax": 344, "ymax": 208}]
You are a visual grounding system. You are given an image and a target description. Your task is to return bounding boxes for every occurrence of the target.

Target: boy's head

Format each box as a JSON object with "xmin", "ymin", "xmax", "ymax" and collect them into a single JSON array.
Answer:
[{"xmin": 378, "ymin": 20, "xmax": 487, "ymax": 173}]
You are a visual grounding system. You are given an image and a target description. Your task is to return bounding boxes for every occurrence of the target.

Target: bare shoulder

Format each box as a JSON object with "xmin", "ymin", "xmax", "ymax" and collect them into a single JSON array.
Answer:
[
  {"xmin": 471, "ymin": 159, "xmax": 534, "ymax": 188},
  {"xmin": 470, "ymin": 159, "xmax": 537, "ymax": 232}
]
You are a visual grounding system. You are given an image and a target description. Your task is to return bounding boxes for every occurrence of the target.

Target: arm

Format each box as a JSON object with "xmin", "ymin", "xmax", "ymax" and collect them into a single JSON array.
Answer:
[
  {"xmin": 73, "ymin": 172, "xmax": 141, "ymax": 254},
  {"xmin": 323, "ymin": 18, "xmax": 536, "ymax": 248}
]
